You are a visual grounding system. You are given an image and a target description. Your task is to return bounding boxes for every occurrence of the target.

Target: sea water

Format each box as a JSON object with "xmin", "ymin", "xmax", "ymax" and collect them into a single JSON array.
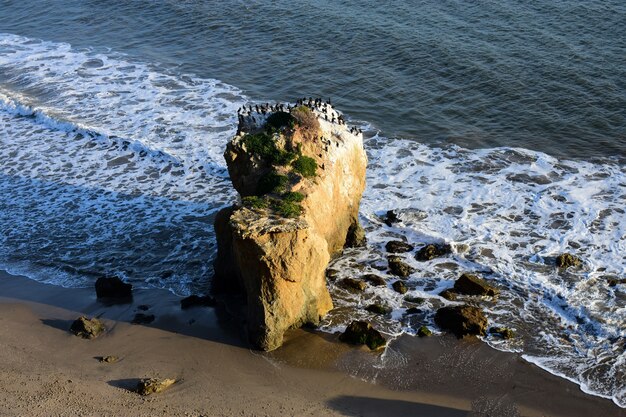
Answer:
[{"xmin": 0, "ymin": 0, "xmax": 624, "ymax": 407}]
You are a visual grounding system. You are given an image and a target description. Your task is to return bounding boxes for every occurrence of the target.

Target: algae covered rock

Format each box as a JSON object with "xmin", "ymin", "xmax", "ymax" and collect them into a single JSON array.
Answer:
[
  {"xmin": 70, "ymin": 316, "xmax": 105, "ymax": 339},
  {"xmin": 365, "ymin": 303, "xmax": 392, "ymax": 315},
  {"xmin": 555, "ymin": 253, "xmax": 582, "ymax": 268},
  {"xmin": 434, "ymin": 305, "xmax": 488, "ymax": 338},
  {"xmin": 339, "ymin": 321, "xmax": 386, "ymax": 350},
  {"xmin": 388, "ymin": 255, "xmax": 414, "ymax": 277},
  {"xmin": 453, "ymin": 273, "xmax": 499, "ymax": 296},
  {"xmin": 417, "ymin": 325, "xmax": 432, "ymax": 337},
  {"xmin": 339, "ymin": 278, "xmax": 367, "ymax": 292},
  {"xmin": 392, "ymin": 280, "xmax": 408, "ymax": 294},
  {"xmin": 363, "ymin": 274, "xmax": 386, "ymax": 287},
  {"xmin": 385, "ymin": 240, "xmax": 414, "ymax": 253},
  {"xmin": 439, "ymin": 289, "xmax": 457, "ymax": 301},
  {"xmin": 136, "ymin": 378, "xmax": 176, "ymax": 396},
  {"xmin": 415, "ymin": 244, "xmax": 452, "ymax": 261}
]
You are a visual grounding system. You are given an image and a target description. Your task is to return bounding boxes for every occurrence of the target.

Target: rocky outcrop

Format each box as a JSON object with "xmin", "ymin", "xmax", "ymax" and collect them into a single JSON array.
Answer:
[
  {"xmin": 434, "ymin": 305, "xmax": 488, "ymax": 338},
  {"xmin": 453, "ymin": 273, "xmax": 499, "ymax": 296},
  {"xmin": 70, "ymin": 316, "xmax": 105, "ymax": 339},
  {"xmin": 213, "ymin": 100, "xmax": 367, "ymax": 351}
]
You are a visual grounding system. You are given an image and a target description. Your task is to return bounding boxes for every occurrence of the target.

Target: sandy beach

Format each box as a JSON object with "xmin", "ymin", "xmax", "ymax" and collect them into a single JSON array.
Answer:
[{"xmin": 0, "ymin": 270, "xmax": 622, "ymax": 417}]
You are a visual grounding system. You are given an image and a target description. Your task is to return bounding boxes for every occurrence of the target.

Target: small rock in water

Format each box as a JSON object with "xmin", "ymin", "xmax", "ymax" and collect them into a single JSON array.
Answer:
[
  {"xmin": 384, "ymin": 210, "xmax": 400, "ymax": 226},
  {"xmin": 434, "ymin": 305, "xmax": 488, "ymax": 338},
  {"xmin": 489, "ymin": 327, "xmax": 515, "ymax": 339},
  {"xmin": 417, "ymin": 326, "xmax": 432, "ymax": 337},
  {"xmin": 70, "ymin": 316, "xmax": 105, "ymax": 339},
  {"xmin": 439, "ymin": 289, "xmax": 457, "ymax": 301},
  {"xmin": 415, "ymin": 244, "xmax": 452, "ymax": 261},
  {"xmin": 365, "ymin": 303, "xmax": 392, "ymax": 315},
  {"xmin": 339, "ymin": 321, "xmax": 386, "ymax": 350},
  {"xmin": 385, "ymin": 240, "xmax": 414, "ymax": 253},
  {"xmin": 406, "ymin": 307, "xmax": 422, "ymax": 315},
  {"xmin": 180, "ymin": 295, "xmax": 216, "ymax": 310},
  {"xmin": 339, "ymin": 278, "xmax": 366, "ymax": 292},
  {"xmin": 388, "ymin": 256, "xmax": 414, "ymax": 277},
  {"xmin": 555, "ymin": 253, "xmax": 582, "ymax": 268},
  {"xmin": 98, "ymin": 356, "xmax": 119, "ymax": 363},
  {"xmin": 392, "ymin": 280, "xmax": 408, "ymax": 294},
  {"xmin": 362, "ymin": 274, "xmax": 386, "ymax": 287},
  {"xmin": 607, "ymin": 277, "xmax": 626, "ymax": 287},
  {"xmin": 325, "ymin": 269, "xmax": 339, "ymax": 281},
  {"xmin": 453, "ymin": 273, "xmax": 499, "ymax": 296},
  {"xmin": 135, "ymin": 378, "xmax": 176, "ymax": 396},
  {"xmin": 131, "ymin": 313, "xmax": 155, "ymax": 325},
  {"xmin": 95, "ymin": 276, "xmax": 132, "ymax": 300},
  {"xmin": 404, "ymin": 296, "xmax": 425, "ymax": 304},
  {"xmin": 344, "ymin": 222, "xmax": 366, "ymax": 247}
]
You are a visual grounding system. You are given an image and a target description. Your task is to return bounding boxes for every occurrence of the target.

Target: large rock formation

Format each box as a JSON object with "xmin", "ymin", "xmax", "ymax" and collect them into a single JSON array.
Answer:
[{"xmin": 213, "ymin": 100, "xmax": 367, "ymax": 351}]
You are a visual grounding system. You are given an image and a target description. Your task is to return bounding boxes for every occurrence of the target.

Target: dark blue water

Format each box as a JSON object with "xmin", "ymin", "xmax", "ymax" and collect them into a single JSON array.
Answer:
[{"xmin": 1, "ymin": 0, "xmax": 624, "ymax": 158}]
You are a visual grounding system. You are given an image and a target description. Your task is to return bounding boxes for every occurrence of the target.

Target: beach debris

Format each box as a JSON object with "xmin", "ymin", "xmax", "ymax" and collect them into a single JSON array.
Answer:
[
  {"xmin": 417, "ymin": 326, "xmax": 432, "ymax": 337},
  {"xmin": 339, "ymin": 321, "xmax": 387, "ymax": 350},
  {"xmin": 180, "ymin": 295, "xmax": 216, "ymax": 310},
  {"xmin": 489, "ymin": 327, "xmax": 515, "ymax": 339},
  {"xmin": 453, "ymin": 273, "xmax": 500, "ymax": 296},
  {"xmin": 131, "ymin": 313, "xmax": 155, "ymax": 325},
  {"xmin": 98, "ymin": 355, "xmax": 119, "ymax": 363},
  {"xmin": 70, "ymin": 316, "xmax": 105, "ymax": 339},
  {"xmin": 387, "ymin": 255, "xmax": 414, "ymax": 277},
  {"xmin": 385, "ymin": 240, "xmax": 414, "ymax": 253},
  {"xmin": 95, "ymin": 276, "xmax": 132, "ymax": 300},
  {"xmin": 365, "ymin": 303, "xmax": 392, "ymax": 315},
  {"xmin": 384, "ymin": 210, "xmax": 400, "ymax": 226},
  {"xmin": 392, "ymin": 280, "xmax": 408, "ymax": 294},
  {"xmin": 344, "ymin": 222, "xmax": 366, "ymax": 247},
  {"xmin": 135, "ymin": 378, "xmax": 176, "ymax": 396},
  {"xmin": 439, "ymin": 289, "xmax": 458, "ymax": 301},
  {"xmin": 339, "ymin": 278, "xmax": 366, "ymax": 292},
  {"xmin": 415, "ymin": 243, "xmax": 452, "ymax": 261},
  {"xmin": 434, "ymin": 305, "xmax": 488, "ymax": 338},
  {"xmin": 555, "ymin": 253, "xmax": 582, "ymax": 268},
  {"xmin": 362, "ymin": 274, "xmax": 386, "ymax": 287}
]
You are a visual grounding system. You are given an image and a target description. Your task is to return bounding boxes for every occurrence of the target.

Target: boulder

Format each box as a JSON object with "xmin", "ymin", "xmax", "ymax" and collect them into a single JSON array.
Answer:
[
  {"xmin": 489, "ymin": 326, "xmax": 515, "ymax": 339},
  {"xmin": 339, "ymin": 278, "xmax": 366, "ymax": 292},
  {"xmin": 95, "ymin": 276, "xmax": 132, "ymax": 300},
  {"xmin": 365, "ymin": 304, "xmax": 392, "ymax": 315},
  {"xmin": 70, "ymin": 316, "xmax": 105, "ymax": 339},
  {"xmin": 384, "ymin": 210, "xmax": 400, "ymax": 226},
  {"xmin": 362, "ymin": 274, "xmax": 386, "ymax": 287},
  {"xmin": 385, "ymin": 240, "xmax": 414, "ymax": 253},
  {"xmin": 434, "ymin": 305, "xmax": 488, "ymax": 338},
  {"xmin": 415, "ymin": 244, "xmax": 452, "ymax": 261},
  {"xmin": 439, "ymin": 289, "xmax": 457, "ymax": 301},
  {"xmin": 180, "ymin": 295, "xmax": 216, "ymax": 310},
  {"xmin": 404, "ymin": 296, "xmax": 425, "ymax": 304},
  {"xmin": 388, "ymin": 256, "xmax": 414, "ymax": 277},
  {"xmin": 214, "ymin": 103, "xmax": 367, "ymax": 351},
  {"xmin": 555, "ymin": 253, "xmax": 582, "ymax": 268},
  {"xmin": 136, "ymin": 378, "xmax": 176, "ymax": 396},
  {"xmin": 339, "ymin": 321, "xmax": 386, "ymax": 350},
  {"xmin": 392, "ymin": 280, "xmax": 408, "ymax": 294},
  {"xmin": 417, "ymin": 326, "xmax": 432, "ymax": 337},
  {"xmin": 453, "ymin": 273, "xmax": 499, "ymax": 296}
]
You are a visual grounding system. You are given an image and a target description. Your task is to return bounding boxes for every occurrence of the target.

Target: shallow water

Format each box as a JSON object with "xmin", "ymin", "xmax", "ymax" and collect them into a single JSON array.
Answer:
[{"xmin": 0, "ymin": 0, "xmax": 625, "ymax": 408}]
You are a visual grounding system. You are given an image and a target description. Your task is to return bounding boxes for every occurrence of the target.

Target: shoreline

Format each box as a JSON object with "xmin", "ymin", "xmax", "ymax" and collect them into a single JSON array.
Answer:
[{"xmin": 0, "ymin": 270, "xmax": 622, "ymax": 416}]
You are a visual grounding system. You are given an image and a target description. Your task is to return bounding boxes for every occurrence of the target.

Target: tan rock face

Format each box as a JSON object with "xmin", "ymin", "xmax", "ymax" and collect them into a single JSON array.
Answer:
[{"xmin": 214, "ymin": 103, "xmax": 367, "ymax": 351}]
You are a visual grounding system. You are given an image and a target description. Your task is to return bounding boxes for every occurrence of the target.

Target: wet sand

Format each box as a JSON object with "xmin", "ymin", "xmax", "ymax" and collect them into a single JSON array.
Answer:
[{"xmin": 0, "ymin": 271, "xmax": 622, "ymax": 417}]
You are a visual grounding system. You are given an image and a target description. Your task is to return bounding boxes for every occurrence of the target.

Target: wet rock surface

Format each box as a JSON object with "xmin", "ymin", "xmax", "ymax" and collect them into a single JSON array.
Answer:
[
  {"xmin": 388, "ymin": 255, "xmax": 414, "ymax": 277},
  {"xmin": 453, "ymin": 273, "xmax": 499, "ymax": 296},
  {"xmin": 415, "ymin": 244, "xmax": 452, "ymax": 261},
  {"xmin": 339, "ymin": 278, "xmax": 366, "ymax": 292},
  {"xmin": 434, "ymin": 305, "xmax": 488, "ymax": 338},
  {"xmin": 180, "ymin": 295, "xmax": 216, "ymax": 310},
  {"xmin": 555, "ymin": 253, "xmax": 582, "ymax": 268},
  {"xmin": 385, "ymin": 240, "xmax": 414, "ymax": 253},
  {"xmin": 95, "ymin": 276, "xmax": 132, "ymax": 300},
  {"xmin": 131, "ymin": 313, "xmax": 155, "ymax": 325},
  {"xmin": 392, "ymin": 280, "xmax": 408, "ymax": 294},
  {"xmin": 339, "ymin": 321, "xmax": 386, "ymax": 350},
  {"xmin": 362, "ymin": 274, "xmax": 386, "ymax": 287}
]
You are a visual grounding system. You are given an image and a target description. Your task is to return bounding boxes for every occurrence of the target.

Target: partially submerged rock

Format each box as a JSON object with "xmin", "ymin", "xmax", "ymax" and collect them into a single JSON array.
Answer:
[
  {"xmin": 555, "ymin": 253, "xmax": 582, "ymax": 268},
  {"xmin": 388, "ymin": 255, "xmax": 414, "ymax": 277},
  {"xmin": 95, "ymin": 276, "xmax": 132, "ymax": 300},
  {"xmin": 415, "ymin": 244, "xmax": 452, "ymax": 261},
  {"xmin": 453, "ymin": 273, "xmax": 499, "ymax": 296},
  {"xmin": 489, "ymin": 326, "xmax": 515, "ymax": 339},
  {"xmin": 180, "ymin": 295, "xmax": 216, "ymax": 310},
  {"xmin": 362, "ymin": 274, "xmax": 386, "ymax": 287},
  {"xmin": 417, "ymin": 326, "xmax": 432, "ymax": 337},
  {"xmin": 435, "ymin": 305, "xmax": 488, "ymax": 338},
  {"xmin": 339, "ymin": 321, "xmax": 386, "ymax": 350},
  {"xmin": 365, "ymin": 303, "xmax": 392, "ymax": 315},
  {"xmin": 392, "ymin": 280, "xmax": 408, "ymax": 294},
  {"xmin": 384, "ymin": 210, "xmax": 400, "ymax": 226},
  {"xmin": 385, "ymin": 240, "xmax": 414, "ymax": 253},
  {"xmin": 339, "ymin": 278, "xmax": 366, "ymax": 292},
  {"xmin": 439, "ymin": 289, "xmax": 457, "ymax": 301},
  {"xmin": 345, "ymin": 222, "xmax": 366, "ymax": 247},
  {"xmin": 131, "ymin": 313, "xmax": 155, "ymax": 325},
  {"xmin": 70, "ymin": 316, "xmax": 105, "ymax": 339},
  {"xmin": 404, "ymin": 296, "xmax": 425, "ymax": 304},
  {"xmin": 136, "ymin": 378, "xmax": 176, "ymax": 396}
]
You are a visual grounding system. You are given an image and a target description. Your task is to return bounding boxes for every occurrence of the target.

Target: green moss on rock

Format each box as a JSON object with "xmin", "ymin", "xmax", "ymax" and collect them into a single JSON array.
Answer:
[
  {"xmin": 340, "ymin": 321, "xmax": 387, "ymax": 350},
  {"xmin": 292, "ymin": 155, "xmax": 318, "ymax": 177}
]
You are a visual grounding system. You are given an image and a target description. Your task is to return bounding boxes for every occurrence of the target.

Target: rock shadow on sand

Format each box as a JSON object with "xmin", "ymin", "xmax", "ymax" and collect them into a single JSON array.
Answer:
[{"xmin": 327, "ymin": 395, "xmax": 468, "ymax": 417}]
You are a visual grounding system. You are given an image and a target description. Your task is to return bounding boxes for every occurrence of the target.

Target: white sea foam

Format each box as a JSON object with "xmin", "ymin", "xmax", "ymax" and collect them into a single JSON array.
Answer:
[{"xmin": 1, "ymin": 33, "xmax": 625, "ymax": 407}]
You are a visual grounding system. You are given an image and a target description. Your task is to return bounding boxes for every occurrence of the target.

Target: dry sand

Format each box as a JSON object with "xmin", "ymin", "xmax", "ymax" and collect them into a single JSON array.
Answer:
[{"xmin": 0, "ymin": 271, "xmax": 622, "ymax": 417}]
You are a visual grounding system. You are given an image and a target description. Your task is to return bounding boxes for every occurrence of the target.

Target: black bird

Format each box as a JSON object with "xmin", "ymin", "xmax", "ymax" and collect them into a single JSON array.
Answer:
[{"xmin": 255, "ymin": 105, "xmax": 259, "ymax": 113}]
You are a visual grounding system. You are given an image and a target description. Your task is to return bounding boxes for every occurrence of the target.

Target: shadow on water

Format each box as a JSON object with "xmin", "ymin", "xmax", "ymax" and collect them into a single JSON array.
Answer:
[{"xmin": 327, "ymin": 395, "xmax": 468, "ymax": 417}]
